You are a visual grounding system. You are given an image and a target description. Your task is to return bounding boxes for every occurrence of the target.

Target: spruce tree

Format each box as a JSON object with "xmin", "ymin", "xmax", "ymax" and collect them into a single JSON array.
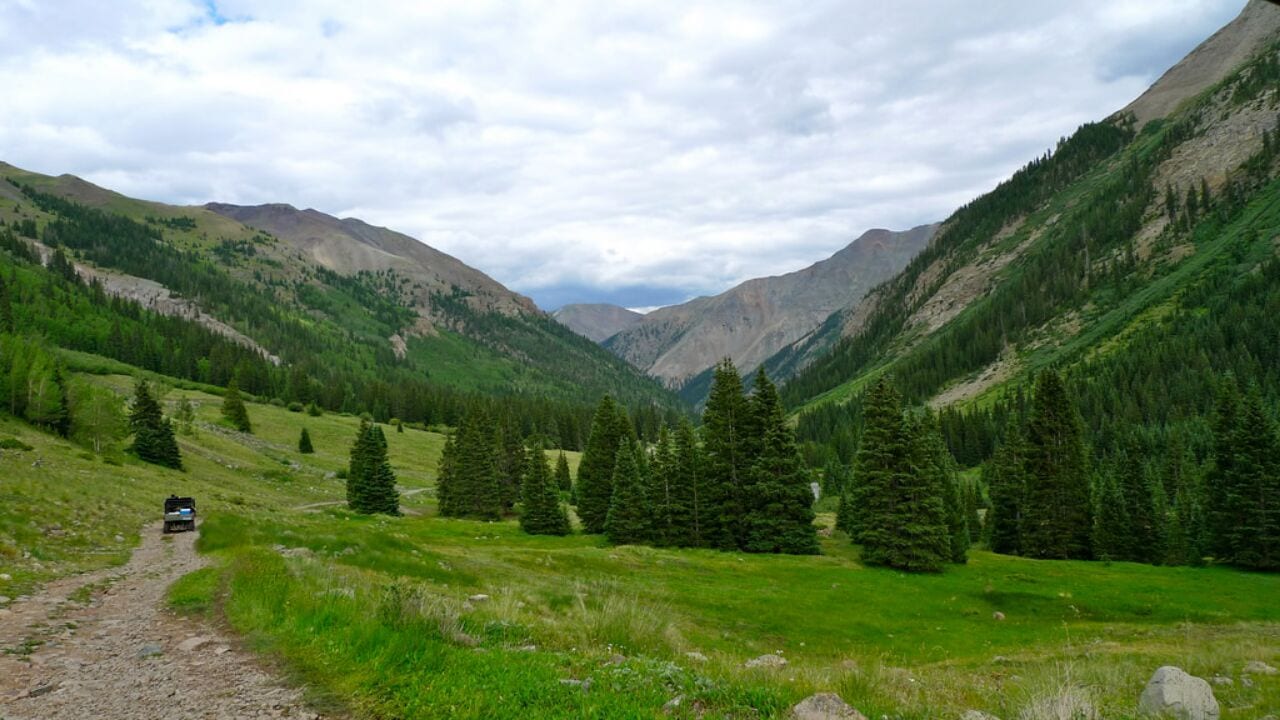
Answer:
[
  {"xmin": 1091, "ymin": 468, "xmax": 1130, "ymax": 562},
  {"xmin": 494, "ymin": 418, "xmax": 525, "ymax": 511},
  {"xmin": 520, "ymin": 446, "xmax": 571, "ymax": 536},
  {"xmin": 604, "ymin": 440, "xmax": 653, "ymax": 545},
  {"xmin": 668, "ymin": 419, "xmax": 706, "ymax": 547},
  {"xmin": 1118, "ymin": 438, "xmax": 1160, "ymax": 563},
  {"xmin": 925, "ymin": 424, "xmax": 969, "ymax": 564},
  {"xmin": 983, "ymin": 415, "xmax": 1024, "ymax": 548},
  {"xmin": 1229, "ymin": 387, "xmax": 1280, "ymax": 570},
  {"xmin": 1208, "ymin": 376, "xmax": 1243, "ymax": 559},
  {"xmin": 221, "ymin": 375, "xmax": 252, "ymax": 433},
  {"xmin": 1020, "ymin": 369, "xmax": 1092, "ymax": 560},
  {"xmin": 576, "ymin": 395, "xmax": 628, "ymax": 533},
  {"xmin": 555, "ymin": 452, "xmax": 573, "ymax": 493},
  {"xmin": 648, "ymin": 426, "xmax": 677, "ymax": 546},
  {"xmin": 128, "ymin": 380, "xmax": 182, "ymax": 470},
  {"xmin": 701, "ymin": 359, "xmax": 752, "ymax": 550},
  {"xmin": 298, "ymin": 427, "xmax": 314, "ymax": 454},
  {"xmin": 849, "ymin": 378, "xmax": 905, "ymax": 551},
  {"xmin": 346, "ymin": 418, "xmax": 374, "ymax": 510},
  {"xmin": 447, "ymin": 408, "xmax": 504, "ymax": 520},
  {"xmin": 436, "ymin": 430, "xmax": 460, "ymax": 517},
  {"xmin": 741, "ymin": 369, "xmax": 819, "ymax": 555},
  {"xmin": 363, "ymin": 425, "xmax": 400, "ymax": 515}
]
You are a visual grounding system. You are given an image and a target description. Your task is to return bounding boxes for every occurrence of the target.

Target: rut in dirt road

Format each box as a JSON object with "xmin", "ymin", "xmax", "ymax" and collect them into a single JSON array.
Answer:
[{"xmin": 0, "ymin": 523, "xmax": 329, "ymax": 720}]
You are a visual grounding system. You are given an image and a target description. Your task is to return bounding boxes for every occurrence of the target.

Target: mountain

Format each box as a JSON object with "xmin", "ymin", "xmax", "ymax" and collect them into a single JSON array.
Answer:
[
  {"xmin": 778, "ymin": 0, "xmax": 1280, "ymax": 466},
  {"xmin": 0, "ymin": 163, "xmax": 682, "ymax": 433},
  {"xmin": 602, "ymin": 224, "xmax": 936, "ymax": 395},
  {"xmin": 552, "ymin": 303, "xmax": 644, "ymax": 342}
]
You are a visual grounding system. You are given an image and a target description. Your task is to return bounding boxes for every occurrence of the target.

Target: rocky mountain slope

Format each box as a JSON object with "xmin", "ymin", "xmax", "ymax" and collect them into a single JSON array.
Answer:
[
  {"xmin": 551, "ymin": 303, "xmax": 644, "ymax": 342},
  {"xmin": 603, "ymin": 224, "xmax": 937, "ymax": 392},
  {"xmin": 779, "ymin": 0, "xmax": 1280, "ymax": 433},
  {"xmin": 0, "ymin": 164, "xmax": 679, "ymax": 411}
]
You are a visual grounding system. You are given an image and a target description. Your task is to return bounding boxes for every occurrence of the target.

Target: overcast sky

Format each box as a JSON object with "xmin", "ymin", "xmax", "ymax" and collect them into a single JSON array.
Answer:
[{"xmin": 0, "ymin": 1, "xmax": 1245, "ymax": 311}]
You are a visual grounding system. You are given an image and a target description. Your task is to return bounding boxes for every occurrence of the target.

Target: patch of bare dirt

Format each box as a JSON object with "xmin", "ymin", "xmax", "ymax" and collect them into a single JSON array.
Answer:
[
  {"xmin": 928, "ymin": 347, "xmax": 1019, "ymax": 409},
  {"xmin": 0, "ymin": 524, "xmax": 330, "ymax": 719}
]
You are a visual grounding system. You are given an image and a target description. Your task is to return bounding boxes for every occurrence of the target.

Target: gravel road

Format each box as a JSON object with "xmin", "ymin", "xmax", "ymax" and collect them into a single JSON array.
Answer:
[{"xmin": 0, "ymin": 523, "xmax": 327, "ymax": 719}]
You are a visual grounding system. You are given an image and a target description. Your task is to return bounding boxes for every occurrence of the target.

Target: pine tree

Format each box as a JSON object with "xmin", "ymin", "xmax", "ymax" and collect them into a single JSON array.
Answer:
[
  {"xmin": 1229, "ymin": 387, "xmax": 1280, "ymax": 570},
  {"xmin": 520, "ymin": 446, "xmax": 571, "ymax": 536},
  {"xmin": 346, "ymin": 421, "xmax": 399, "ymax": 515},
  {"xmin": 494, "ymin": 418, "xmax": 525, "ymax": 511},
  {"xmin": 849, "ymin": 378, "xmax": 905, "ymax": 551},
  {"xmin": 346, "ymin": 418, "xmax": 374, "ymax": 509},
  {"xmin": 668, "ymin": 418, "xmax": 706, "ymax": 547},
  {"xmin": 604, "ymin": 440, "xmax": 653, "ymax": 545},
  {"xmin": 554, "ymin": 452, "xmax": 573, "ymax": 493},
  {"xmin": 576, "ymin": 396, "xmax": 628, "ymax": 533},
  {"xmin": 924, "ymin": 423, "xmax": 969, "ymax": 564},
  {"xmin": 1117, "ymin": 438, "xmax": 1160, "ymax": 563},
  {"xmin": 298, "ymin": 427, "xmax": 314, "ymax": 454},
  {"xmin": 648, "ymin": 426, "xmax": 676, "ymax": 546},
  {"xmin": 1092, "ymin": 467, "xmax": 1130, "ymax": 562},
  {"xmin": 436, "ymin": 429, "xmax": 460, "ymax": 517},
  {"xmin": 741, "ymin": 369, "xmax": 819, "ymax": 555},
  {"xmin": 221, "ymin": 375, "xmax": 252, "ymax": 433},
  {"xmin": 701, "ymin": 359, "xmax": 752, "ymax": 550},
  {"xmin": 1020, "ymin": 369, "xmax": 1092, "ymax": 560},
  {"xmin": 441, "ymin": 408, "xmax": 505, "ymax": 520},
  {"xmin": 128, "ymin": 380, "xmax": 182, "ymax": 470}
]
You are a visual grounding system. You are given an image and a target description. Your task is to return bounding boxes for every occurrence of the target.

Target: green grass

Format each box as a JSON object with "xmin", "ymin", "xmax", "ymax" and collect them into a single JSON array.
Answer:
[{"xmin": 2, "ymin": 368, "xmax": 1277, "ymax": 718}]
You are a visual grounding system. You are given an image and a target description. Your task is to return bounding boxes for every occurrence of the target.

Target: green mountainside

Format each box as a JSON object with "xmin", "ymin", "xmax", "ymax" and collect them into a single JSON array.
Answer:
[
  {"xmin": 0, "ymin": 164, "xmax": 681, "ymax": 445},
  {"xmin": 778, "ymin": 18, "xmax": 1280, "ymax": 470}
]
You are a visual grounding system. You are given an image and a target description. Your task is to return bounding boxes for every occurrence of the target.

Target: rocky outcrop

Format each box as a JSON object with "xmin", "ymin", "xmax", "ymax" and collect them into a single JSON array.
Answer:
[
  {"xmin": 605, "ymin": 224, "xmax": 937, "ymax": 388},
  {"xmin": 552, "ymin": 303, "xmax": 644, "ymax": 342},
  {"xmin": 1138, "ymin": 666, "xmax": 1219, "ymax": 720}
]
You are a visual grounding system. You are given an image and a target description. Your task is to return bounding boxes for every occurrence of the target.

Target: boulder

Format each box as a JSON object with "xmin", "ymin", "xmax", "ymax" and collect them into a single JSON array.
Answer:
[
  {"xmin": 1243, "ymin": 660, "xmax": 1278, "ymax": 675},
  {"xmin": 685, "ymin": 651, "xmax": 708, "ymax": 663},
  {"xmin": 1139, "ymin": 666, "xmax": 1219, "ymax": 720},
  {"xmin": 961, "ymin": 712, "xmax": 1000, "ymax": 720},
  {"xmin": 790, "ymin": 693, "xmax": 867, "ymax": 720},
  {"xmin": 745, "ymin": 653, "xmax": 788, "ymax": 669},
  {"xmin": 992, "ymin": 611, "xmax": 1006, "ymax": 621},
  {"xmin": 468, "ymin": 593, "xmax": 491, "ymax": 603}
]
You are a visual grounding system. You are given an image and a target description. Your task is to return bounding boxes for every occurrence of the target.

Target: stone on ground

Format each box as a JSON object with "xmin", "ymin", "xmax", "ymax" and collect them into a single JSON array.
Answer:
[
  {"xmin": 1138, "ymin": 666, "xmax": 1219, "ymax": 720},
  {"xmin": 790, "ymin": 693, "xmax": 866, "ymax": 720},
  {"xmin": 1243, "ymin": 660, "xmax": 1277, "ymax": 675},
  {"xmin": 961, "ymin": 711, "xmax": 1001, "ymax": 720},
  {"xmin": 744, "ymin": 653, "xmax": 788, "ymax": 669}
]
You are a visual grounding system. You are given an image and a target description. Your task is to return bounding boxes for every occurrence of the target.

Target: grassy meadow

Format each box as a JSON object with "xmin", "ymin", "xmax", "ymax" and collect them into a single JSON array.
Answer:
[{"xmin": 1, "ymin": 372, "xmax": 1277, "ymax": 718}]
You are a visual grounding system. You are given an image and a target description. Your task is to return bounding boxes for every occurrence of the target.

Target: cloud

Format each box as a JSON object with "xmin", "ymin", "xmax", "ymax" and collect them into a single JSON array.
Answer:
[{"xmin": 0, "ymin": 0, "xmax": 1246, "ymax": 310}]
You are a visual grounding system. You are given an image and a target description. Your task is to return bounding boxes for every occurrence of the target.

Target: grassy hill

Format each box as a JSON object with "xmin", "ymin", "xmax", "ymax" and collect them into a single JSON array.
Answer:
[{"xmin": 2, "ymin": 368, "xmax": 1277, "ymax": 718}]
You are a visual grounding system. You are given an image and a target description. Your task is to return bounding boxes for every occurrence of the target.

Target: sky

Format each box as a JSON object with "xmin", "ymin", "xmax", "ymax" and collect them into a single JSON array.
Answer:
[{"xmin": 0, "ymin": 0, "xmax": 1247, "ymax": 311}]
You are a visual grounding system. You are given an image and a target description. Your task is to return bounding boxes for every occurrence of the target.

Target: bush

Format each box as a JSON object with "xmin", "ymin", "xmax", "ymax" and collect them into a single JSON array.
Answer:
[
  {"xmin": 0, "ymin": 437, "xmax": 34, "ymax": 451},
  {"xmin": 287, "ymin": 401, "xmax": 304, "ymax": 413}
]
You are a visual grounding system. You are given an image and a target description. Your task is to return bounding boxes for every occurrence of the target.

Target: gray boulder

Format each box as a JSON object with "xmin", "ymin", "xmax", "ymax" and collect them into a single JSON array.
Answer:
[
  {"xmin": 1243, "ymin": 660, "xmax": 1278, "ymax": 675},
  {"xmin": 961, "ymin": 712, "xmax": 1000, "ymax": 720},
  {"xmin": 1139, "ymin": 666, "xmax": 1219, "ymax": 720},
  {"xmin": 791, "ymin": 693, "xmax": 867, "ymax": 720},
  {"xmin": 745, "ymin": 653, "xmax": 788, "ymax": 669}
]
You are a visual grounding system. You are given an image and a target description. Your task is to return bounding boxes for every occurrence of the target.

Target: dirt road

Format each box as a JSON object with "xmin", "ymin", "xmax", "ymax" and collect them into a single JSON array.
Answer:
[{"xmin": 0, "ymin": 524, "xmax": 326, "ymax": 719}]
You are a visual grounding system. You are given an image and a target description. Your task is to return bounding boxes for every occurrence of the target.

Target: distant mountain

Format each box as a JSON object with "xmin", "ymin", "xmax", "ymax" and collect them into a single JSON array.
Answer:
[
  {"xmin": 778, "ymin": 0, "xmax": 1280, "ymax": 464},
  {"xmin": 0, "ymin": 163, "xmax": 680, "ymax": 415},
  {"xmin": 602, "ymin": 224, "xmax": 937, "ymax": 394},
  {"xmin": 552, "ymin": 303, "xmax": 644, "ymax": 342}
]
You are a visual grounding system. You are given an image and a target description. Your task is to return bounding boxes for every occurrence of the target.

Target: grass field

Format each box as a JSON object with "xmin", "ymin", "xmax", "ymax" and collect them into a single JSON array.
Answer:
[{"xmin": 2, "ymin": 373, "xmax": 1278, "ymax": 719}]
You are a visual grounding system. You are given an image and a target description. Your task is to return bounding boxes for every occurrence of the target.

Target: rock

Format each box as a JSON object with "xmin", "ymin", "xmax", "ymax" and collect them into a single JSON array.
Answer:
[
  {"xmin": 24, "ymin": 682, "xmax": 59, "ymax": 699},
  {"xmin": 0, "ymin": 573, "xmax": 11, "ymax": 581},
  {"xmin": 468, "ymin": 593, "xmax": 490, "ymax": 603},
  {"xmin": 560, "ymin": 678, "xmax": 592, "ymax": 692},
  {"xmin": 962, "ymin": 712, "xmax": 1001, "ymax": 720},
  {"xmin": 0, "ymin": 595, "xmax": 10, "ymax": 605},
  {"xmin": 685, "ymin": 651, "xmax": 708, "ymax": 663},
  {"xmin": 137, "ymin": 644, "xmax": 164, "ymax": 658},
  {"xmin": 818, "ymin": 527, "xmax": 834, "ymax": 538},
  {"xmin": 177, "ymin": 636, "xmax": 210, "ymax": 652},
  {"xmin": 114, "ymin": 534, "xmax": 125, "ymax": 543},
  {"xmin": 992, "ymin": 611, "xmax": 1006, "ymax": 621},
  {"xmin": 1242, "ymin": 677, "xmax": 1255, "ymax": 688},
  {"xmin": 663, "ymin": 695, "xmax": 685, "ymax": 713},
  {"xmin": 1138, "ymin": 666, "xmax": 1219, "ymax": 720},
  {"xmin": 1209, "ymin": 675, "xmax": 1232, "ymax": 686},
  {"xmin": 1243, "ymin": 660, "xmax": 1278, "ymax": 675},
  {"xmin": 605, "ymin": 653, "xmax": 627, "ymax": 665},
  {"xmin": 745, "ymin": 653, "xmax": 788, "ymax": 669},
  {"xmin": 790, "ymin": 693, "xmax": 866, "ymax": 720}
]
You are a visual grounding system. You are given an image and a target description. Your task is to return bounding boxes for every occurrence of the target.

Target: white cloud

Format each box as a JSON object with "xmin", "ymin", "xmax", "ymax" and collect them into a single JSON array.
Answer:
[{"xmin": 0, "ymin": 0, "xmax": 1245, "ymax": 309}]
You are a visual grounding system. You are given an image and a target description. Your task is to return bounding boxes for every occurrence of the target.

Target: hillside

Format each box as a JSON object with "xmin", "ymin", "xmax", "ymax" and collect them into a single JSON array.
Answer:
[
  {"xmin": 551, "ymin": 303, "xmax": 644, "ymax": 342},
  {"xmin": 602, "ymin": 224, "xmax": 936, "ymax": 398},
  {"xmin": 0, "ymin": 163, "xmax": 682, "ymax": 439},
  {"xmin": 779, "ymin": 0, "xmax": 1280, "ymax": 465}
]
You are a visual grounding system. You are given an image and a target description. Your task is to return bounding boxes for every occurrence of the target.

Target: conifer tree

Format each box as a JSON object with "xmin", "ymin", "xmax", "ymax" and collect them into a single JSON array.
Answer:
[
  {"xmin": 346, "ymin": 421, "xmax": 399, "ymax": 515},
  {"xmin": 1118, "ymin": 438, "xmax": 1160, "ymax": 563},
  {"xmin": 554, "ymin": 452, "xmax": 573, "ymax": 493},
  {"xmin": 701, "ymin": 359, "xmax": 752, "ymax": 550},
  {"xmin": 440, "ymin": 409, "xmax": 505, "ymax": 520},
  {"xmin": 1020, "ymin": 369, "xmax": 1092, "ymax": 560},
  {"xmin": 221, "ymin": 375, "xmax": 252, "ymax": 433},
  {"xmin": 648, "ymin": 426, "xmax": 676, "ymax": 546},
  {"xmin": 346, "ymin": 418, "xmax": 374, "ymax": 509},
  {"xmin": 1092, "ymin": 468, "xmax": 1130, "ymax": 562},
  {"xmin": 1208, "ymin": 376, "xmax": 1242, "ymax": 558},
  {"xmin": 924, "ymin": 423, "xmax": 969, "ymax": 564},
  {"xmin": 848, "ymin": 378, "xmax": 904, "ymax": 551},
  {"xmin": 668, "ymin": 418, "xmax": 706, "ymax": 547},
  {"xmin": 576, "ymin": 395, "xmax": 629, "ymax": 533},
  {"xmin": 741, "ymin": 369, "xmax": 819, "ymax": 554},
  {"xmin": 520, "ymin": 446, "xmax": 570, "ymax": 536},
  {"xmin": 436, "ymin": 430, "xmax": 460, "ymax": 517},
  {"xmin": 128, "ymin": 380, "xmax": 182, "ymax": 469},
  {"xmin": 494, "ymin": 417, "xmax": 525, "ymax": 510},
  {"xmin": 1228, "ymin": 387, "xmax": 1280, "ymax": 570},
  {"xmin": 604, "ymin": 440, "xmax": 653, "ymax": 545},
  {"xmin": 298, "ymin": 427, "xmax": 314, "ymax": 454}
]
